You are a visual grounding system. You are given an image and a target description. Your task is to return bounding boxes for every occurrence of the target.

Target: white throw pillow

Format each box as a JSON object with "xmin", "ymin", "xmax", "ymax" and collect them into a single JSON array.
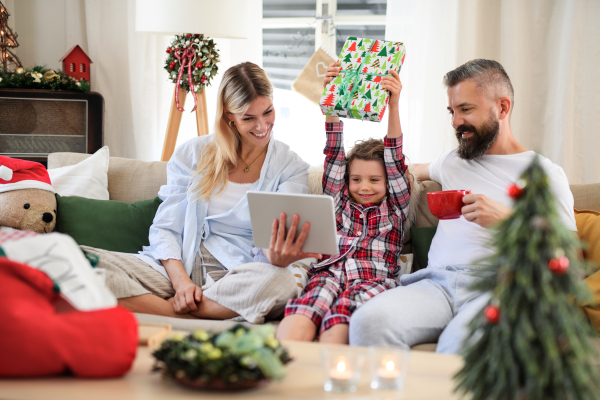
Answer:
[{"xmin": 48, "ymin": 146, "xmax": 110, "ymax": 200}]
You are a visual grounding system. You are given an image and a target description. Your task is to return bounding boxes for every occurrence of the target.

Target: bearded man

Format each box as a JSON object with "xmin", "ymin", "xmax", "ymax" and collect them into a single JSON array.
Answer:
[{"xmin": 349, "ymin": 59, "xmax": 577, "ymax": 354}]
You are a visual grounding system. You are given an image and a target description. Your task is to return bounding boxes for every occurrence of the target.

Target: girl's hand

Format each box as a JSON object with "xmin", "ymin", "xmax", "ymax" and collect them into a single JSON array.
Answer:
[
  {"xmin": 171, "ymin": 280, "xmax": 202, "ymax": 314},
  {"xmin": 323, "ymin": 60, "xmax": 341, "ymax": 89},
  {"xmin": 266, "ymin": 213, "xmax": 322, "ymax": 267},
  {"xmin": 380, "ymin": 70, "xmax": 402, "ymax": 106}
]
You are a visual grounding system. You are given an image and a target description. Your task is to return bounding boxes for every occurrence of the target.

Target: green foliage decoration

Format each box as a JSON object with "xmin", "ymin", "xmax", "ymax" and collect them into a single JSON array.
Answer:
[
  {"xmin": 0, "ymin": 65, "xmax": 90, "ymax": 92},
  {"xmin": 152, "ymin": 324, "xmax": 291, "ymax": 387},
  {"xmin": 164, "ymin": 33, "xmax": 220, "ymax": 93},
  {"xmin": 454, "ymin": 155, "xmax": 600, "ymax": 400}
]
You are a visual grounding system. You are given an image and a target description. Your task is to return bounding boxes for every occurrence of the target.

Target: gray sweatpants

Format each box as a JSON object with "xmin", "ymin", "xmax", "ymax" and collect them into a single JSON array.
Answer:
[{"xmin": 348, "ymin": 266, "xmax": 490, "ymax": 354}]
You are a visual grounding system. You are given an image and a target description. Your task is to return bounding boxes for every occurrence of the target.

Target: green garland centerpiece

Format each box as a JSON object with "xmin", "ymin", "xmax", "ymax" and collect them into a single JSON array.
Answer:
[
  {"xmin": 164, "ymin": 33, "xmax": 219, "ymax": 112},
  {"xmin": 152, "ymin": 324, "xmax": 291, "ymax": 390},
  {"xmin": 0, "ymin": 65, "xmax": 90, "ymax": 93}
]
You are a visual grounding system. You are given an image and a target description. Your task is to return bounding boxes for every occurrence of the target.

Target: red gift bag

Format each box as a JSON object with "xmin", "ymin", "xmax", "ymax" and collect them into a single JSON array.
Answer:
[{"xmin": 0, "ymin": 258, "xmax": 138, "ymax": 377}]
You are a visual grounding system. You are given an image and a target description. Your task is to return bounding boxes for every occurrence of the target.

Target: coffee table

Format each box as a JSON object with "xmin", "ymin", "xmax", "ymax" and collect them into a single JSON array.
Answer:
[{"xmin": 0, "ymin": 341, "xmax": 463, "ymax": 400}]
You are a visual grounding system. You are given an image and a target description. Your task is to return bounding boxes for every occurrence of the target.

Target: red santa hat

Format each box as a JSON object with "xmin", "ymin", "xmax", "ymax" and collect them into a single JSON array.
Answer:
[{"xmin": 0, "ymin": 156, "xmax": 55, "ymax": 194}]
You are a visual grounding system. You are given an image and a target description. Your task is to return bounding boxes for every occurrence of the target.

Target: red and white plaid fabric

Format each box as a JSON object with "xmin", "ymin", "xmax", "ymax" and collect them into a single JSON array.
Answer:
[{"xmin": 285, "ymin": 122, "xmax": 411, "ymax": 330}]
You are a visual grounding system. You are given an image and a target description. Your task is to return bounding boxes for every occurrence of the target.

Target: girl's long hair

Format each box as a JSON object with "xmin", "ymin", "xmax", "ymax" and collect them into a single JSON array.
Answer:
[{"xmin": 190, "ymin": 62, "xmax": 273, "ymax": 202}]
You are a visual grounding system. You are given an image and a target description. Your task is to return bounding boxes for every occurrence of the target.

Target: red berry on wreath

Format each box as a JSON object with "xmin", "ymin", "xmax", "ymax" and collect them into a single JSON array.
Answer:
[
  {"xmin": 548, "ymin": 256, "xmax": 569, "ymax": 275},
  {"xmin": 196, "ymin": 62, "xmax": 202, "ymax": 69},
  {"xmin": 187, "ymin": 34, "xmax": 191, "ymax": 38},
  {"xmin": 484, "ymin": 305, "xmax": 500, "ymax": 324},
  {"xmin": 201, "ymin": 75, "xmax": 206, "ymax": 83}
]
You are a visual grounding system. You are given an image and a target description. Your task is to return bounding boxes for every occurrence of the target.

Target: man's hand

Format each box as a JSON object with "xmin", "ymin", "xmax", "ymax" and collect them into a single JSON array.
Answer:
[
  {"xmin": 265, "ymin": 213, "xmax": 322, "ymax": 267},
  {"xmin": 461, "ymin": 190, "xmax": 512, "ymax": 228},
  {"xmin": 380, "ymin": 70, "xmax": 402, "ymax": 106},
  {"xmin": 171, "ymin": 279, "xmax": 202, "ymax": 314}
]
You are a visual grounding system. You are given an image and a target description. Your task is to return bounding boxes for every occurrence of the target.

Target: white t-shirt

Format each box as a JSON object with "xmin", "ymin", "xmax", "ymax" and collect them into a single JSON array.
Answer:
[
  {"xmin": 427, "ymin": 149, "xmax": 576, "ymax": 269},
  {"xmin": 206, "ymin": 180, "xmax": 255, "ymax": 217}
]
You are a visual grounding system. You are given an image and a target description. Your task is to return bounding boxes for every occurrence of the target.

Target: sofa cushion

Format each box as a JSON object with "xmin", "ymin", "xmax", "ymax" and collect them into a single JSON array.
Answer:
[
  {"xmin": 578, "ymin": 209, "xmax": 600, "ymax": 331},
  {"xmin": 48, "ymin": 153, "xmax": 167, "ymax": 203},
  {"xmin": 55, "ymin": 194, "xmax": 163, "ymax": 253},
  {"xmin": 411, "ymin": 226, "xmax": 437, "ymax": 270},
  {"xmin": 576, "ymin": 209, "xmax": 600, "ymax": 265},
  {"xmin": 415, "ymin": 181, "xmax": 441, "ymax": 228}
]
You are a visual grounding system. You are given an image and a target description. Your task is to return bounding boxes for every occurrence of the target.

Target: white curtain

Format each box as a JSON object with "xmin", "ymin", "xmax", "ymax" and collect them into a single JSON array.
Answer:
[{"xmin": 387, "ymin": 0, "xmax": 600, "ymax": 184}]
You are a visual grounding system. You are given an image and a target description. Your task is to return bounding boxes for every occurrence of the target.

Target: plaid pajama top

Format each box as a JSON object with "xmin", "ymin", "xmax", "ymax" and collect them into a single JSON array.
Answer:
[{"xmin": 313, "ymin": 122, "xmax": 411, "ymax": 280}]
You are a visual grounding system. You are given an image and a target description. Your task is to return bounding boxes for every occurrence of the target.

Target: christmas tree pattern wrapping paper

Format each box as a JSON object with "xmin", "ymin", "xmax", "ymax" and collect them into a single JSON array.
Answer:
[{"xmin": 320, "ymin": 37, "xmax": 405, "ymax": 122}]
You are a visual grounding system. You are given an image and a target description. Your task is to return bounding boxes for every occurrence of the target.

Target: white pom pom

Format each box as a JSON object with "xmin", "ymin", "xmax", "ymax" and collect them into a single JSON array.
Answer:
[{"xmin": 0, "ymin": 165, "xmax": 13, "ymax": 181}]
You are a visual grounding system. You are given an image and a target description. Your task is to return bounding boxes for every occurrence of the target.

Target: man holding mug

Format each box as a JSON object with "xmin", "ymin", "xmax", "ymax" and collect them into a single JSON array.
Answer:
[{"xmin": 349, "ymin": 59, "xmax": 576, "ymax": 354}]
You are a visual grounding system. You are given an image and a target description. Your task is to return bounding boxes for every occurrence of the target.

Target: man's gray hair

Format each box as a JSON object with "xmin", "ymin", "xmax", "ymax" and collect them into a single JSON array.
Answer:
[{"xmin": 443, "ymin": 59, "xmax": 514, "ymax": 105}]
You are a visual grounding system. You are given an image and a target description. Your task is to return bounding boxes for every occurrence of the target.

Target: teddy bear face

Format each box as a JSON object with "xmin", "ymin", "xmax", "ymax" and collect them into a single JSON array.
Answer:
[{"xmin": 0, "ymin": 189, "xmax": 57, "ymax": 233}]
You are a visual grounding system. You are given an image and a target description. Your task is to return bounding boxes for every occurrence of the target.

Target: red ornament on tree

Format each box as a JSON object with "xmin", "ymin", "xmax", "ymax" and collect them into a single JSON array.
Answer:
[
  {"xmin": 548, "ymin": 256, "xmax": 569, "ymax": 275},
  {"xmin": 484, "ymin": 305, "xmax": 500, "ymax": 324},
  {"xmin": 507, "ymin": 179, "xmax": 526, "ymax": 199}
]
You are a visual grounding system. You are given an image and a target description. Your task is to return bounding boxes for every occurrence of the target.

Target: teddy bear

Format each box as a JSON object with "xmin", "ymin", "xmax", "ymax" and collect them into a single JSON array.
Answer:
[{"xmin": 0, "ymin": 156, "xmax": 57, "ymax": 234}]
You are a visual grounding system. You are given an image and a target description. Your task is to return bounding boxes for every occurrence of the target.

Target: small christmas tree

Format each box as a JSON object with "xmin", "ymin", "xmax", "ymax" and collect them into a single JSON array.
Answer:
[
  {"xmin": 454, "ymin": 156, "xmax": 600, "ymax": 400},
  {"xmin": 0, "ymin": 1, "xmax": 23, "ymax": 72}
]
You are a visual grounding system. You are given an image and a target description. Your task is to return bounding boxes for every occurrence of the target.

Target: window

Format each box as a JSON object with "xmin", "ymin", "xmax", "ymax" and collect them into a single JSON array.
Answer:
[
  {"xmin": 69, "ymin": 63, "xmax": 75, "ymax": 72},
  {"xmin": 80, "ymin": 63, "xmax": 86, "ymax": 73},
  {"xmin": 263, "ymin": 0, "xmax": 388, "ymax": 166}
]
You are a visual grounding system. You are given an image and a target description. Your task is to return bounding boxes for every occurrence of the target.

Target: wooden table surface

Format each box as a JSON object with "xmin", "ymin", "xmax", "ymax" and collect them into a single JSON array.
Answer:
[{"xmin": 0, "ymin": 341, "xmax": 464, "ymax": 400}]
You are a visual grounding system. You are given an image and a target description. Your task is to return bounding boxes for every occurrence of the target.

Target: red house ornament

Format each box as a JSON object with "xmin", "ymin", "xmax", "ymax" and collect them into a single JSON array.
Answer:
[{"xmin": 59, "ymin": 45, "xmax": 92, "ymax": 83}]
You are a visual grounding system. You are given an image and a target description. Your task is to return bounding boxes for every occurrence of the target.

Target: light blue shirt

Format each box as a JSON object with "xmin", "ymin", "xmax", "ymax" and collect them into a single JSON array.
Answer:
[{"xmin": 137, "ymin": 133, "xmax": 309, "ymax": 280}]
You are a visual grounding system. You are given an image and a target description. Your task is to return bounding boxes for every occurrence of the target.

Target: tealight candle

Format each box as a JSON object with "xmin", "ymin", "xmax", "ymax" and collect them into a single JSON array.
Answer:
[
  {"xmin": 330, "ymin": 360, "xmax": 353, "ymax": 380},
  {"xmin": 369, "ymin": 348, "xmax": 410, "ymax": 390},
  {"xmin": 321, "ymin": 349, "xmax": 364, "ymax": 392},
  {"xmin": 377, "ymin": 360, "xmax": 401, "ymax": 379}
]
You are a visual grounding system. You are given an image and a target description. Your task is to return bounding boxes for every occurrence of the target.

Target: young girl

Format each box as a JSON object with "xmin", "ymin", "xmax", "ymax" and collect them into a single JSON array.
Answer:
[{"xmin": 276, "ymin": 61, "xmax": 411, "ymax": 344}]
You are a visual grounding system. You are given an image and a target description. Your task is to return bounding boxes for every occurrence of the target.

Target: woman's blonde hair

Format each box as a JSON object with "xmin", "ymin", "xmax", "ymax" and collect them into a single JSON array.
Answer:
[{"xmin": 190, "ymin": 62, "xmax": 273, "ymax": 201}]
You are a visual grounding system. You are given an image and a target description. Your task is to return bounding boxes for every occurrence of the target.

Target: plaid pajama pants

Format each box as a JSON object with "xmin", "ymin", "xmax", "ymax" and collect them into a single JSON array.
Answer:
[{"xmin": 284, "ymin": 263, "xmax": 398, "ymax": 333}]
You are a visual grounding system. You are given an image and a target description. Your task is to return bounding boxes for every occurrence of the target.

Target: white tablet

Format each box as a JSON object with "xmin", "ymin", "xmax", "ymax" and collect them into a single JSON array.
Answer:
[{"xmin": 247, "ymin": 191, "xmax": 339, "ymax": 255}]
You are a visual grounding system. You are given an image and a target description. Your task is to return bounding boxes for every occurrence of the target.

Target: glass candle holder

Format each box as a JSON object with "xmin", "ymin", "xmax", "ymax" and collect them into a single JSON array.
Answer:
[
  {"xmin": 369, "ymin": 347, "xmax": 410, "ymax": 390},
  {"xmin": 320, "ymin": 347, "xmax": 364, "ymax": 392}
]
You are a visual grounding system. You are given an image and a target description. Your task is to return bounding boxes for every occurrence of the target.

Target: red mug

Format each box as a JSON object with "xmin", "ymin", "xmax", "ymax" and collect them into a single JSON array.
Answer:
[{"xmin": 427, "ymin": 190, "xmax": 468, "ymax": 220}]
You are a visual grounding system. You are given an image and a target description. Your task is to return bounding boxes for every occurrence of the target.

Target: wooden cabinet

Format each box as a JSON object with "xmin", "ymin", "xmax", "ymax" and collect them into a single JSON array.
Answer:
[{"xmin": 0, "ymin": 89, "xmax": 103, "ymax": 166}]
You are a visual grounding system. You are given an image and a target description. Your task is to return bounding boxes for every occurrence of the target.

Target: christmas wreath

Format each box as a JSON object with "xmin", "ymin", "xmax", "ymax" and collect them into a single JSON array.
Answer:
[
  {"xmin": 165, "ymin": 33, "xmax": 219, "ymax": 112},
  {"xmin": 152, "ymin": 324, "xmax": 291, "ymax": 390},
  {"xmin": 0, "ymin": 66, "xmax": 90, "ymax": 93}
]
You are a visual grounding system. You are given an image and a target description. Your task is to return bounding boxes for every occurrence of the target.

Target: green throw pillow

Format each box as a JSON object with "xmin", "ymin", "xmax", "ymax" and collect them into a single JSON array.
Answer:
[
  {"xmin": 55, "ymin": 194, "xmax": 163, "ymax": 254},
  {"xmin": 411, "ymin": 226, "xmax": 437, "ymax": 270}
]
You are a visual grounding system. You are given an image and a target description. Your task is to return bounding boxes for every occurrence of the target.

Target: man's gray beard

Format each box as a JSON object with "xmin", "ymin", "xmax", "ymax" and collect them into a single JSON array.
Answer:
[{"xmin": 456, "ymin": 116, "xmax": 500, "ymax": 160}]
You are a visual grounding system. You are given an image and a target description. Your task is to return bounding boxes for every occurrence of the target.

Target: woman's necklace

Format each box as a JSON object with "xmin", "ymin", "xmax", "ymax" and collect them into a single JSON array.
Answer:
[{"xmin": 239, "ymin": 146, "xmax": 267, "ymax": 172}]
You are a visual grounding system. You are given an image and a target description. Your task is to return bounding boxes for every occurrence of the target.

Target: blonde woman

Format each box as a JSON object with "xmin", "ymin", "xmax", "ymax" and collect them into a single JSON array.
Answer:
[{"xmin": 86, "ymin": 62, "xmax": 319, "ymax": 322}]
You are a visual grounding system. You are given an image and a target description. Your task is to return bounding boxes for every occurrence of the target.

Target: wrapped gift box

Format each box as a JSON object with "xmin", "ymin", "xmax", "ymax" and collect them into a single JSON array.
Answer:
[{"xmin": 320, "ymin": 37, "xmax": 405, "ymax": 122}]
